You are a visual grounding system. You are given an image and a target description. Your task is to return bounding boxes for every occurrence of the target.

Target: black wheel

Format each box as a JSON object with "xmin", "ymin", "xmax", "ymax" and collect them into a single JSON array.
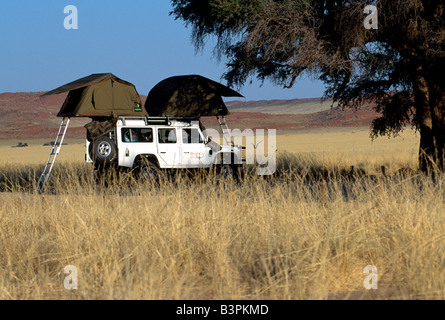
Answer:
[
  {"xmin": 137, "ymin": 158, "xmax": 160, "ymax": 184},
  {"xmin": 220, "ymin": 164, "xmax": 240, "ymax": 181},
  {"xmin": 219, "ymin": 153, "xmax": 240, "ymax": 181},
  {"xmin": 92, "ymin": 136, "xmax": 117, "ymax": 165}
]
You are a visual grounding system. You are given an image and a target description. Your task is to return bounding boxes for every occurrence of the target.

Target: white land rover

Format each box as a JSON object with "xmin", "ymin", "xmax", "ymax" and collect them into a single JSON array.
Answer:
[{"xmin": 86, "ymin": 116, "xmax": 244, "ymax": 180}]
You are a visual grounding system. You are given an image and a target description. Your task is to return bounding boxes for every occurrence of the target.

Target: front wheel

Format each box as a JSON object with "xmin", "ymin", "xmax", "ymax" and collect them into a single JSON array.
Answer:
[{"xmin": 220, "ymin": 164, "xmax": 240, "ymax": 181}]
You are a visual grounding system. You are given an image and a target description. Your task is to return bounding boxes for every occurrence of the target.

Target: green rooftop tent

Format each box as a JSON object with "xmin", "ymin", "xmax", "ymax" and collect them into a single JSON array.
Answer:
[
  {"xmin": 43, "ymin": 73, "xmax": 146, "ymax": 118},
  {"xmin": 37, "ymin": 73, "xmax": 145, "ymax": 193},
  {"xmin": 144, "ymin": 75, "xmax": 243, "ymax": 117}
]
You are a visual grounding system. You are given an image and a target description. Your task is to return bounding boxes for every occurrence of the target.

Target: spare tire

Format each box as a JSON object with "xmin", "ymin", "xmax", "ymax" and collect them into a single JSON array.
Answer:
[{"xmin": 91, "ymin": 135, "xmax": 117, "ymax": 164}]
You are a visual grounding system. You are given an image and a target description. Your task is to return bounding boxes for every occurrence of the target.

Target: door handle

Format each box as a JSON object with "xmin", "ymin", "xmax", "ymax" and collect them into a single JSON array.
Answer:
[{"xmin": 160, "ymin": 152, "xmax": 166, "ymax": 154}]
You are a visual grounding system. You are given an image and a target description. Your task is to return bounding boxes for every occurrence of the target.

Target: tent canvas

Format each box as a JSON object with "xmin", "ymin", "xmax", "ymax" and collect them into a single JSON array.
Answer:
[
  {"xmin": 43, "ymin": 73, "xmax": 146, "ymax": 118},
  {"xmin": 144, "ymin": 75, "xmax": 243, "ymax": 117}
]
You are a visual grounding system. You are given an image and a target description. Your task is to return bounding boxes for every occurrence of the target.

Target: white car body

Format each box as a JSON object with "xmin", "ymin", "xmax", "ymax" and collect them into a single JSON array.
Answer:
[{"xmin": 86, "ymin": 116, "xmax": 243, "ymax": 171}]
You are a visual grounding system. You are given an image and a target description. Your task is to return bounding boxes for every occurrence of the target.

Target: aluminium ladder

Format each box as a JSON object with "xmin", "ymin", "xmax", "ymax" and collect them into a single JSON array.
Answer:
[
  {"xmin": 216, "ymin": 116, "xmax": 234, "ymax": 146},
  {"xmin": 37, "ymin": 117, "xmax": 71, "ymax": 193}
]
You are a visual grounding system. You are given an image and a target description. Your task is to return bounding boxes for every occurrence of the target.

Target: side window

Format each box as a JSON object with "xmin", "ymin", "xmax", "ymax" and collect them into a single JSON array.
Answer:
[
  {"xmin": 140, "ymin": 128, "xmax": 153, "ymax": 142},
  {"xmin": 122, "ymin": 128, "xmax": 153, "ymax": 143},
  {"xmin": 182, "ymin": 129, "xmax": 203, "ymax": 144},
  {"xmin": 158, "ymin": 128, "xmax": 177, "ymax": 144}
]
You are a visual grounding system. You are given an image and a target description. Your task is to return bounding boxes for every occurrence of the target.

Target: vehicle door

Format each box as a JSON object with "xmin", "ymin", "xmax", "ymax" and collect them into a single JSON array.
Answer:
[
  {"xmin": 119, "ymin": 127, "xmax": 154, "ymax": 167},
  {"xmin": 180, "ymin": 128, "xmax": 211, "ymax": 167},
  {"xmin": 157, "ymin": 127, "xmax": 179, "ymax": 167}
]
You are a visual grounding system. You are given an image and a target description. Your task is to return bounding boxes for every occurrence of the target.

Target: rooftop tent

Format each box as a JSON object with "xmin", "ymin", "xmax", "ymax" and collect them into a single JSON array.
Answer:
[
  {"xmin": 43, "ymin": 73, "xmax": 146, "ymax": 118},
  {"xmin": 144, "ymin": 75, "xmax": 243, "ymax": 117}
]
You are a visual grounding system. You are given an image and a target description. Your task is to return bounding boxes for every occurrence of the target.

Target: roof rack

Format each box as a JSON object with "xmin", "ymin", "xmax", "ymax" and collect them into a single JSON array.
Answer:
[{"xmin": 118, "ymin": 115, "xmax": 199, "ymax": 126}]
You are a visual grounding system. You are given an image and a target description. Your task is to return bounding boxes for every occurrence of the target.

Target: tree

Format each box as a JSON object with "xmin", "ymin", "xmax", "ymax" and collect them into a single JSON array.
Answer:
[{"xmin": 171, "ymin": 0, "xmax": 445, "ymax": 172}]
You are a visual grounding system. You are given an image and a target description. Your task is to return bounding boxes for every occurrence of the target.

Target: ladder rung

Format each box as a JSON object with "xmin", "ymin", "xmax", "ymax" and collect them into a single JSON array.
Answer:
[{"xmin": 37, "ymin": 117, "xmax": 71, "ymax": 193}]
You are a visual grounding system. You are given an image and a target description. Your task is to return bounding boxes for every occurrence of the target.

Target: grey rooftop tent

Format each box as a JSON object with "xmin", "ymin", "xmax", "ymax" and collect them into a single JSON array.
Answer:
[
  {"xmin": 43, "ymin": 73, "xmax": 146, "ymax": 118},
  {"xmin": 144, "ymin": 75, "xmax": 243, "ymax": 117}
]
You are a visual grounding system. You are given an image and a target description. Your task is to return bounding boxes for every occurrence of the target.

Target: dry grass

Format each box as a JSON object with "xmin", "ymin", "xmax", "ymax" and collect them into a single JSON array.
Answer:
[
  {"xmin": 1, "ymin": 128, "xmax": 444, "ymax": 300},
  {"xmin": 276, "ymin": 127, "xmax": 419, "ymax": 175},
  {"xmin": 0, "ymin": 143, "xmax": 85, "ymax": 165}
]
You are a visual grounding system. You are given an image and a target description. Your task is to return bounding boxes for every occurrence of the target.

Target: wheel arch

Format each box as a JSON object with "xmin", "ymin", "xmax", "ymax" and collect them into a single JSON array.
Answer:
[
  {"xmin": 211, "ymin": 151, "xmax": 240, "ymax": 166},
  {"xmin": 133, "ymin": 154, "xmax": 160, "ymax": 168}
]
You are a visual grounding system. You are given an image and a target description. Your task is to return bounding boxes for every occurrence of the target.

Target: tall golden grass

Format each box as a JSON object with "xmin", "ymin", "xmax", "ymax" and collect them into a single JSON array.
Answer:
[{"xmin": 1, "ymin": 151, "xmax": 444, "ymax": 300}]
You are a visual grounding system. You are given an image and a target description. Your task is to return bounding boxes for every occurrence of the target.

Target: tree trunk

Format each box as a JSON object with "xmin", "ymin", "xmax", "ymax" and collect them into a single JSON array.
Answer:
[
  {"xmin": 418, "ymin": 119, "xmax": 435, "ymax": 172},
  {"xmin": 413, "ymin": 72, "xmax": 435, "ymax": 172},
  {"xmin": 429, "ymin": 81, "xmax": 445, "ymax": 171},
  {"xmin": 412, "ymin": 58, "xmax": 445, "ymax": 173}
]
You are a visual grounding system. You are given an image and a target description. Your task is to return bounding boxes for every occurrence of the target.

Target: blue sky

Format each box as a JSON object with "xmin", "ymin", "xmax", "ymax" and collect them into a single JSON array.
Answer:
[{"xmin": 0, "ymin": 1, "xmax": 326, "ymax": 101}]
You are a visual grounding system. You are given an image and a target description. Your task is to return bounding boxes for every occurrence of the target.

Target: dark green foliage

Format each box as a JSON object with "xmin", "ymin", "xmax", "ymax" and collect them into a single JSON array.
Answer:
[
  {"xmin": 171, "ymin": 0, "xmax": 264, "ymax": 51},
  {"xmin": 171, "ymin": 0, "xmax": 445, "ymax": 170}
]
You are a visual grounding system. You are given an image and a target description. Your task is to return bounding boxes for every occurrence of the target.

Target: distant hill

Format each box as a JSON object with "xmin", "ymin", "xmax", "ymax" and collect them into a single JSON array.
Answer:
[
  {"xmin": 0, "ymin": 92, "xmax": 85, "ymax": 140},
  {"xmin": 226, "ymin": 97, "xmax": 338, "ymax": 114},
  {"xmin": 0, "ymin": 92, "xmax": 379, "ymax": 140}
]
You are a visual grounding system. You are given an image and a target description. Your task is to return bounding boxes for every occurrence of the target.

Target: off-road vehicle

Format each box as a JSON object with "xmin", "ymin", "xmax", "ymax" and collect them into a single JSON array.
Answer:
[
  {"xmin": 37, "ymin": 73, "xmax": 245, "ymax": 192},
  {"xmin": 86, "ymin": 115, "xmax": 244, "ymax": 181}
]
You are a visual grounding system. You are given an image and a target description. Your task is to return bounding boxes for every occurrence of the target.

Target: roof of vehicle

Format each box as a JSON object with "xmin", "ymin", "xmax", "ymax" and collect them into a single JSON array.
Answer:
[{"xmin": 116, "ymin": 117, "xmax": 202, "ymax": 127}]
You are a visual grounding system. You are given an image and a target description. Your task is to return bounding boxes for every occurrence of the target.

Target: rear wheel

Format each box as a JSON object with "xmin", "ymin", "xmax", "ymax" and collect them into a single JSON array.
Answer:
[{"xmin": 137, "ymin": 158, "xmax": 160, "ymax": 184}]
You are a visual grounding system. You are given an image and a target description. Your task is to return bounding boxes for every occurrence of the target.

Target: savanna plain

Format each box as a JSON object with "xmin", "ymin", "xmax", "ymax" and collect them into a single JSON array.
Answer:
[{"xmin": 1, "ymin": 127, "xmax": 445, "ymax": 300}]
